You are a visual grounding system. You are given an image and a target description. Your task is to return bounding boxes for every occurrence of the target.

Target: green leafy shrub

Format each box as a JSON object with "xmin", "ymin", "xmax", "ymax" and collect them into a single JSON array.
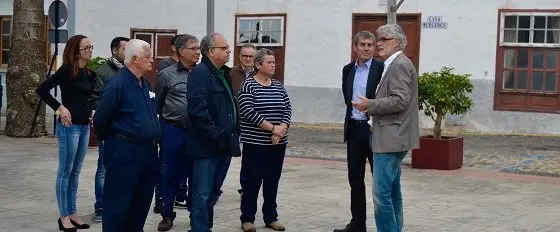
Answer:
[
  {"xmin": 87, "ymin": 56, "xmax": 106, "ymax": 70},
  {"xmin": 418, "ymin": 66, "xmax": 474, "ymax": 139}
]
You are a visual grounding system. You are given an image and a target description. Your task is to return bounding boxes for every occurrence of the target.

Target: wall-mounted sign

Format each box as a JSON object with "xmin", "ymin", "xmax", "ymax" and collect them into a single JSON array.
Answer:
[{"xmin": 422, "ymin": 16, "xmax": 448, "ymax": 29}]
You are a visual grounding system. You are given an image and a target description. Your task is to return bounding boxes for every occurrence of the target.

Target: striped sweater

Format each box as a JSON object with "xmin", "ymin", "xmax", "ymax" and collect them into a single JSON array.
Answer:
[{"xmin": 238, "ymin": 77, "xmax": 292, "ymax": 145}]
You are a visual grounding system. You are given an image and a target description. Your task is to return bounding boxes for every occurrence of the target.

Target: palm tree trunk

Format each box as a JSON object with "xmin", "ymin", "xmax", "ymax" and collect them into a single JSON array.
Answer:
[{"xmin": 5, "ymin": 0, "xmax": 47, "ymax": 137}]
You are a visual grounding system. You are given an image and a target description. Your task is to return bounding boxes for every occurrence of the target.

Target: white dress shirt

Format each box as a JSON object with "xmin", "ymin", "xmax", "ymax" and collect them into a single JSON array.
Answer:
[
  {"xmin": 369, "ymin": 51, "xmax": 403, "ymax": 126},
  {"xmin": 376, "ymin": 51, "xmax": 403, "ymax": 94}
]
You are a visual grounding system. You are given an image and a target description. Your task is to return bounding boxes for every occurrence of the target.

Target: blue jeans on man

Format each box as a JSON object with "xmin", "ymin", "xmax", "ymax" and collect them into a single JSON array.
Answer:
[
  {"xmin": 160, "ymin": 120, "xmax": 192, "ymax": 218},
  {"xmin": 93, "ymin": 140, "xmax": 105, "ymax": 221},
  {"xmin": 372, "ymin": 152, "xmax": 407, "ymax": 232},
  {"xmin": 190, "ymin": 156, "xmax": 232, "ymax": 232}
]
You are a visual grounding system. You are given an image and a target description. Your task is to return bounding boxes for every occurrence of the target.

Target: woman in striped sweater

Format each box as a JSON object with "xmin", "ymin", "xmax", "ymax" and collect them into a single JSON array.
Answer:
[{"xmin": 237, "ymin": 48, "xmax": 292, "ymax": 232}]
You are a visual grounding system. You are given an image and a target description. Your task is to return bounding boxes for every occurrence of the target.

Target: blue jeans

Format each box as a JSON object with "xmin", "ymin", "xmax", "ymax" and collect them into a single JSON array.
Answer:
[
  {"xmin": 154, "ymin": 145, "xmax": 162, "ymax": 201},
  {"xmin": 55, "ymin": 121, "xmax": 90, "ymax": 217},
  {"xmin": 160, "ymin": 120, "xmax": 192, "ymax": 217},
  {"xmin": 94, "ymin": 140, "xmax": 105, "ymax": 210},
  {"xmin": 372, "ymin": 152, "xmax": 407, "ymax": 232},
  {"xmin": 190, "ymin": 156, "xmax": 232, "ymax": 232}
]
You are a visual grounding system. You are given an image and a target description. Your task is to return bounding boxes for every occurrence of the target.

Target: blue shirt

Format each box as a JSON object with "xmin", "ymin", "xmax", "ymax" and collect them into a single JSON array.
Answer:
[
  {"xmin": 351, "ymin": 58, "xmax": 371, "ymax": 120},
  {"xmin": 93, "ymin": 67, "xmax": 161, "ymax": 141}
]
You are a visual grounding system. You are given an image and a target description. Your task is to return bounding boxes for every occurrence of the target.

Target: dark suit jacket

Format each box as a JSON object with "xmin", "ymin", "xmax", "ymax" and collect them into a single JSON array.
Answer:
[
  {"xmin": 186, "ymin": 56, "xmax": 241, "ymax": 158},
  {"xmin": 342, "ymin": 58, "xmax": 384, "ymax": 142}
]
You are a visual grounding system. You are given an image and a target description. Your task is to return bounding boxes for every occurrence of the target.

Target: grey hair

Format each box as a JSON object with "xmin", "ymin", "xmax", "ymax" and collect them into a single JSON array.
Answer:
[
  {"xmin": 240, "ymin": 43, "xmax": 256, "ymax": 51},
  {"xmin": 174, "ymin": 34, "xmax": 198, "ymax": 55},
  {"xmin": 353, "ymin": 30, "xmax": 376, "ymax": 45},
  {"xmin": 124, "ymin": 39, "xmax": 150, "ymax": 64},
  {"xmin": 253, "ymin": 48, "xmax": 274, "ymax": 69},
  {"xmin": 377, "ymin": 24, "xmax": 407, "ymax": 50},
  {"xmin": 200, "ymin": 32, "xmax": 222, "ymax": 57}
]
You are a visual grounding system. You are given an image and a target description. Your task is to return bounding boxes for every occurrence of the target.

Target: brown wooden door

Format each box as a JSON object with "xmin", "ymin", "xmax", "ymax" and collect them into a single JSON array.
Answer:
[
  {"xmin": 131, "ymin": 29, "xmax": 177, "ymax": 89},
  {"xmin": 232, "ymin": 46, "xmax": 285, "ymax": 83},
  {"xmin": 352, "ymin": 14, "xmax": 421, "ymax": 72}
]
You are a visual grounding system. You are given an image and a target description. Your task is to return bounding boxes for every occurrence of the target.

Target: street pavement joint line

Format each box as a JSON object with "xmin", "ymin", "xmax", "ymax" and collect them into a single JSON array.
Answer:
[{"xmin": 285, "ymin": 157, "xmax": 560, "ymax": 185}]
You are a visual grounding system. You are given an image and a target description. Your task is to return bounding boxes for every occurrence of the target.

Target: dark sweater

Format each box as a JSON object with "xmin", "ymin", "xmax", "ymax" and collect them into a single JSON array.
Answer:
[{"xmin": 36, "ymin": 64, "xmax": 96, "ymax": 125}]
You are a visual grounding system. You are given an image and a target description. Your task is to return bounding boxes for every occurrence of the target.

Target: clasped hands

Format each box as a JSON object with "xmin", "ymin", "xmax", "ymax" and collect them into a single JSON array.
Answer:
[
  {"xmin": 271, "ymin": 123, "xmax": 288, "ymax": 145},
  {"xmin": 351, "ymin": 96, "xmax": 369, "ymax": 112}
]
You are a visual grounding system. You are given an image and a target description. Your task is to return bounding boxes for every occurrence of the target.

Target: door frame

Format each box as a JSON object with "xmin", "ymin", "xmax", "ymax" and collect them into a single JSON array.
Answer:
[
  {"xmin": 130, "ymin": 28, "xmax": 178, "ymax": 89},
  {"xmin": 233, "ymin": 13, "xmax": 287, "ymax": 83},
  {"xmin": 351, "ymin": 13, "xmax": 422, "ymax": 71}
]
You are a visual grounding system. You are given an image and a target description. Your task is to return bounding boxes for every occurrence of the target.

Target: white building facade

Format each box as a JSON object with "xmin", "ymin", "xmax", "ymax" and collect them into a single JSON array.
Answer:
[{"xmin": 2, "ymin": 0, "xmax": 560, "ymax": 134}]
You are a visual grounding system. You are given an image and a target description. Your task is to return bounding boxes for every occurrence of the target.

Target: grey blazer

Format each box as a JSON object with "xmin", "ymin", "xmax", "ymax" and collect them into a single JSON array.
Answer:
[{"xmin": 367, "ymin": 52, "xmax": 420, "ymax": 153}]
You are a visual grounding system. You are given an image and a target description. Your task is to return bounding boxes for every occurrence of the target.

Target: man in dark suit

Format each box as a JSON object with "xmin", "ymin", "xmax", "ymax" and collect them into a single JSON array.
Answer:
[
  {"xmin": 186, "ymin": 32, "xmax": 240, "ymax": 232},
  {"xmin": 352, "ymin": 24, "xmax": 419, "ymax": 232},
  {"xmin": 335, "ymin": 30, "xmax": 384, "ymax": 232}
]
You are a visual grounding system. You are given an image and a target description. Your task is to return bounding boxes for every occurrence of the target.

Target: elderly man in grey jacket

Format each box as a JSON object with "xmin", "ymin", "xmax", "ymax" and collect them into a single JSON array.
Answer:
[
  {"xmin": 352, "ymin": 24, "xmax": 419, "ymax": 232},
  {"xmin": 154, "ymin": 34, "xmax": 200, "ymax": 231}
]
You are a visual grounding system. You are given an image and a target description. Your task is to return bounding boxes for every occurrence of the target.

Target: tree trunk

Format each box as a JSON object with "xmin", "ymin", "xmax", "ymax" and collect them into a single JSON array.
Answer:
[
  {"xmin": 5, "ymin": 0, "xmax": 47, "ymax": 137},
  {"xmin": 433, "ymin": 113, "xmax": 443, "ymax": 140}
]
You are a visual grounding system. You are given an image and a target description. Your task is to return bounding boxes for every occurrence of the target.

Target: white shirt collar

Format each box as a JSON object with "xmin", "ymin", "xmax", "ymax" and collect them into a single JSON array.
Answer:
[{"xmin": 383, "ymin": 51, "xmax": 403, "ymax": 68}]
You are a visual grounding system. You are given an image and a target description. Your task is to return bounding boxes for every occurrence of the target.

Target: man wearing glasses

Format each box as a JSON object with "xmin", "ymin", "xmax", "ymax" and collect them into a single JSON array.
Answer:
[
  {"xmin": 155, "ymin": 34, "xmax": 200, "ymax": 231},
  {"xmin": 186, "ymin": 32, "xmax": 240, "ymax": 232},
  {"xmin": 230, "ymin": 43, "xmax": 255, "ymax": 198},
  {"xmin": 231, "ymin": 43, "xmax": 256, "ymax": 94}
]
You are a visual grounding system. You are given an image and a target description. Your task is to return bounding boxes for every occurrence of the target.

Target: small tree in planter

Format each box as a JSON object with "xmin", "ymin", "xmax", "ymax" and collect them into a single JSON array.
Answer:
[
  {"xmin": 86, "ymin": 56, "xmax": 106, "ymax": 147},
  {"xmin": 411, "ymin": 66, "xmax": 474, "ymax": 170},
  {"xmin": 87, "ymin": 56, "xmax": 106, "ymax": 70}
]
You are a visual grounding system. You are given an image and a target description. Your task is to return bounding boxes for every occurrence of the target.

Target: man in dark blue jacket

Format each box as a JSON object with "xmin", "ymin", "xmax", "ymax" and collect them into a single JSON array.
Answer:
[
  {"xmin": 93, "ymin": 39, "xmax": 161, "ymax": 232},
  {"xmin": 186, "ymin": 32, "xmax": 240, "ymax": 232}
]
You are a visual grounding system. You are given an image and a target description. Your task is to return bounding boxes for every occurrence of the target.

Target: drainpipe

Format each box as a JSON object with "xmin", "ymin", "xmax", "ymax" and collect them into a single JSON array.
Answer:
[
  {"xmin": 66, "ymin": 0, "xmax": 75, "ymax": 36},
  {"xmin": 207, "ymin": 0, "xmax": 214, "ymax": 34}
]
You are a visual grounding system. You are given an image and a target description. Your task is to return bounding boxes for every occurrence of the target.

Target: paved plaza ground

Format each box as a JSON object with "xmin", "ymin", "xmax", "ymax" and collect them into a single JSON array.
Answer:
[{"xmin": 1, "ymin": 123, "xmax": 560, "ymax": 232}]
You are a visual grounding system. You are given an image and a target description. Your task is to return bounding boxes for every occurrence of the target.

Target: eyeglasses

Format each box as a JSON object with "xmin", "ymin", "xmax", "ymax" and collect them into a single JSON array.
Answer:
[
  {"xmin": 377, "ymin": 37, "xmax": 394, "ymax": 42},
  {"xmin": 80, "ymin": 45, "xmax": 94, "ymax": 51},
  {"xmin": 211, "ymin": 46, "xmax": 230, "ymax": 51},
  {"xmin": 184, "ymin": 46, "xmax": 200, "ymax": 51},
  {"xmin": 241, "ymin": 55, "xmax": 254, "ymax": 59}
]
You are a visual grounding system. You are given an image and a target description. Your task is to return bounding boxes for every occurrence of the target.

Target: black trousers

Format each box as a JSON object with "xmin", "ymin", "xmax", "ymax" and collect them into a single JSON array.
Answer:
[
  {"xmin": 240, "ymin": 143, "xmax": 287, "ymax": 224},
  {"xmin": 102, "ymin": 137, "xmax": 159, "ymax": 232},
  {"xmin": 346, "ymin": 120, "xmax": 374, "ymax": 224}
]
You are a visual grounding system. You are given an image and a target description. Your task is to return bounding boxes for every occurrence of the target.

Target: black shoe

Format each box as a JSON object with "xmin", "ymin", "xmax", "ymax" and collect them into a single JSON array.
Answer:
[
  {"xmin": 153, "ymin": 198, "xmax": 163, "ymax": 213},
  {"xmin": 174, "ymin": 199, "xmax": 188, "ymax": 209},
  {"xmin": 238, "ymin": 188, "xmax": 243, "ymax": 195},
  {"xmin": 69, "ymin": 219, "xmax": 90, "ymax": 229},
  {"xmin": 91, "ymin": 208, "xmax": 102, "ymax": 222},
  {"xmin": 58, "ymin": 218, "xmax": 77, "ymax": 232},
  {"xmin": 333, "ymin": 221, "xmax": 366, "ymax": 232},
  {"xmin": 157, "ymin": 217, "xmax": 174, "ymax": 231}
]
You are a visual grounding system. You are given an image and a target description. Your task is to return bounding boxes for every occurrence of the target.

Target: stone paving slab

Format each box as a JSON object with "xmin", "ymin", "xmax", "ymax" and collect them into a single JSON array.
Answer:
[
  {"xmin": 285, "ymin": 127, "xmax": 560, "ymax": 177},
  {"xmin": 4, "ymin": 116, "xmax": 560, "ymax": 176},
  {"xmin": 1, "ymin": 136, "xmax": 560, "ymax": 232}
]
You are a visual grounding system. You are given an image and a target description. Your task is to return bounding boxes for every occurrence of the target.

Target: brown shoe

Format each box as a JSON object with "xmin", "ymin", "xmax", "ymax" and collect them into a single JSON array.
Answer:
[
  {"xmin": 266, "ymin": 221, "xmax": 285, "ymax": 231},
  {"xmin": 241, "ymin": 222, "xmax": 256, "ymax": 232},
  {"xmin": 157, "ymin": 217, "xmax": 174, "ymax": 231}
]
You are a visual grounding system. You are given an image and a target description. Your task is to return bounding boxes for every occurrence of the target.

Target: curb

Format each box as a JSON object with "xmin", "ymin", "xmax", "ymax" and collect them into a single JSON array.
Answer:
[{"xmin": 289, "ymin": 123, "xmax": 560, "ymax": 137}]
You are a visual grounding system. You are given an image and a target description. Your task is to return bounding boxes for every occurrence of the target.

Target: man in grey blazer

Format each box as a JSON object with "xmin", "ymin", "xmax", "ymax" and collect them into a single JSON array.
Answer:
[{"xmin": 352, "ymin": 24, "xmax": 419, "ymax": 232}]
